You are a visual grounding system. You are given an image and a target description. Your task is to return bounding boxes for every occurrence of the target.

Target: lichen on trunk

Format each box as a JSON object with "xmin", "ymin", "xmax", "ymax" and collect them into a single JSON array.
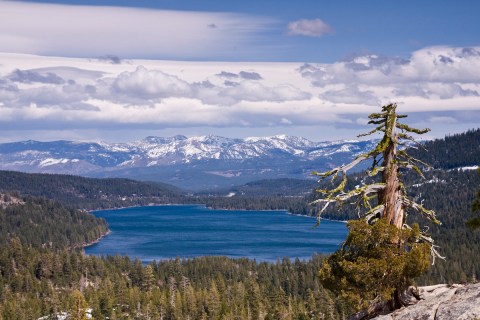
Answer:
[{"xmin": 313, "ymin": 103, "xmax": 443, "ymax": 318}]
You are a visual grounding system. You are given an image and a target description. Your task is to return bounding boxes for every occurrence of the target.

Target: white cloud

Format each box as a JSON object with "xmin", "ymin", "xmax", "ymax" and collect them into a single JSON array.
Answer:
[
  {"xmin": 320, "ymin": 85, "xmax": 380, "ymax": 106},
  {"xmin": 0, "ymin": 46, "xmax": 479, "ymax": 139},
  {"xmin": 215, "ymin": 81, "xmax": 311, "ymax": 104},
  {"xmin": 113, "ymin": 66, "xmax": 192, "ymax": 100},
  {"xmin": 298, "ymin": 46, "xmax": 480, "ymax": 115},
  {"xmin": 393, "ymin": 83, "xmax": 478, "ymax": 99},
  {"xmin": 0, "ymin": 59, "xmax": 312, "ymax": 120},
  {"xmin": 0, "ymin": 1, "xmax": 272, "ymax": 59},
  {"xmin": 300, "ymin": 47, "xmax": 480, "ymax": 86},
  {"xmin": 287, "ymin": 19, "xmax": 334, "ymax": 37}
]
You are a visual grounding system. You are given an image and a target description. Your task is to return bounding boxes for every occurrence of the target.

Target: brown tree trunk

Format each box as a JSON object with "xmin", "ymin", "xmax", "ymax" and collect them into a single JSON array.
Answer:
[{"xmin": 380, "ymin": 116, "xmax": 404, "ymax": 229}]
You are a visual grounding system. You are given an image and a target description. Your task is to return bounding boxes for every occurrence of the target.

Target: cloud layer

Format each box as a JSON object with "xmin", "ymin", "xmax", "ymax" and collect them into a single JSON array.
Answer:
[
  {"xmin": 0, "ymin": 46, "xmax": 479, "ymax": 140},
  {"xmin": 298, "ymin": 46, "xmax": 480, "ymax": 111},
  {"xmin": 0, "ymin": 1, "xmax": 272, "ymax": 59},
  {"xmin": 287, "ymin": 19, "xmax": 334, "ymax": 37}
]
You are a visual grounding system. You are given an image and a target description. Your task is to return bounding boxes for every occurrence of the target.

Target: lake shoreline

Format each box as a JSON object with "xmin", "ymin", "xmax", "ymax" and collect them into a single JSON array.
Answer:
[
  {"xmin": 89, "ymin": 203, "xmax": 347, "ymax": 223},
  {"xmin": 83, "ymin": 230, "xmax": 112, "ymax": 248},
  {"xmin": 70, "ymin": 229, "xmax": 112, "ymax": 250},
  {"xmin": 85, "ymin": 205, "xmax": 348, "ymax": 263},
  {"xmin": 88, "ymin": 202, "xmax": 197, "ymax": 213}
]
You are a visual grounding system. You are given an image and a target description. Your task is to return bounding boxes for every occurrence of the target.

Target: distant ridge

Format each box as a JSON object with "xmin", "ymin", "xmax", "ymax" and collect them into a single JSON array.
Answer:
[
  {"xmin": 0, "ymin": 170, "xmax": 184, "ymax": 210},
  {"xmin": 0, "ymin": 129, "xmax": 477, "ymax": 190},
  {"xmin": 0, "ymin": 134, "xmax": 374, "ymax": 165},
  {"xmin": 0, "ymin": 135, "xmax": 377, "ymax": 189}
]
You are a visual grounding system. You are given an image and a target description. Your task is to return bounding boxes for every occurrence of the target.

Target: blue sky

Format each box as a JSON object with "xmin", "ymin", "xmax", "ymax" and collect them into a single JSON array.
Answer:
[
  {"xmin": 0, "ymin": 0, "xmax": 479, "ymax": 142},
  {"xmin": 7, "ymin": 0, "xmax": 480, "ymax": 62}
]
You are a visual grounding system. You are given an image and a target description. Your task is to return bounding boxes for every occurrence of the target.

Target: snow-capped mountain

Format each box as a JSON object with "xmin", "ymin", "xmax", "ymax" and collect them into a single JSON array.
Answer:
[{"xmin": 0, "ymin": 135, "xmax": 376, "ymax": 189}]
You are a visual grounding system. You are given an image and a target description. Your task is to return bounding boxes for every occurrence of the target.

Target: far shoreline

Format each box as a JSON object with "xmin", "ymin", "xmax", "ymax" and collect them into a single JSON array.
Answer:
[
  {"xmin": 84, "ymin": 205, "xmax": 348, "ymax": 264},
  {"xmin": 70, "ymin": 230, "xmax": 112, "ymax": 250},
  {"xmin": 88, "ymin": 203, "xmax": 348, "ymax": 224}
]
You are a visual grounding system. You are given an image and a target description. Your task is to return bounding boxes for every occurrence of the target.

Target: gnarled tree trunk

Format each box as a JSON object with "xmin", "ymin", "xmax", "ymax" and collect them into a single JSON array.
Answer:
[{"xmin": 380, "ymin": 113, "xmax": 404, "ymax": 229}]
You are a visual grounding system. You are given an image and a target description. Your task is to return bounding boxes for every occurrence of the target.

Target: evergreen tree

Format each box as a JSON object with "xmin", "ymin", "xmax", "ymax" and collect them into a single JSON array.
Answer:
[
  {"xmin": 142, "ymin": 265, "xmax": 156, "ymax": 291},
  {"xmin": 314, "ymin": 104, "xmax": 442, "ymax": 317},
  {"xmin": 70, "ymin": 290, "xmax": 88, "ymax": 320},
  {"xmin": 467, "ymin": 166, "xmax": 480, "ymax": 230}
]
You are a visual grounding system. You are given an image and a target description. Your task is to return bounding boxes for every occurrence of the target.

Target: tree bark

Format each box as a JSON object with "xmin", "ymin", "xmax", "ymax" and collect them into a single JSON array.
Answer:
[{"xmin": 380, "ymin": 114, "xmax": 404, "ymax": 229}]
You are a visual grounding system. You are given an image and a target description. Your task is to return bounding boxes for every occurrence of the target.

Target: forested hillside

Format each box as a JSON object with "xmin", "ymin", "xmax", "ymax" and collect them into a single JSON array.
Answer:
[
  {"xmin": 0, "ymin": 246, "xmax": 350, "ymax": 319},
  {"xmin": 0, "ymin": 192, "xmax": 348, "ymax": 319},
  {"xmin": 409, "ymin": 128, "xmax": 480, "ymax": 169},
  {"xmin": 0, "ymin": 171, "xmax": 184, "ymax": 210},
  {"xmin": 410, "ymin": 170, "xmax": 480, "ymax": 284},
  {"xmin": 203, "ymin": 178, "xmax": 317, "ymax": 197},
  {"xmin": 206, "ymin": 129, "xmax": 480, "ymax": 285},
  {"xmin": 312, "ymin": 129, "xmax": 480, "ymax": 285},
  {"xmin": 316, "ymin": 168, "xmax": 480, "ymax": 284},
  {"xmin": 0, "ymin": 194, "xmax": 109, "ymax": 249}
]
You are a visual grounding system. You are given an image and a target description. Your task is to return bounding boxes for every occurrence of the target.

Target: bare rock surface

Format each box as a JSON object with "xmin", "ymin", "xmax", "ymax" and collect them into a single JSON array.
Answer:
[{"xmin": 373, "ymin": 283, "xmax": 480, "ymax": 320}]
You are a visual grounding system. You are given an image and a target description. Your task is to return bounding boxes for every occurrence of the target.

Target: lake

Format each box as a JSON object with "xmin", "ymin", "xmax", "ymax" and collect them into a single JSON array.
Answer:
[{"xmin": 85, "ymin": 205, "xmax": 348, "ymax": 262}]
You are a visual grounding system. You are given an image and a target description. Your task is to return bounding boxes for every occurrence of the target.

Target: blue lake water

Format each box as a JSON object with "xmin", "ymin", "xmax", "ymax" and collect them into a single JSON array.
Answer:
[{"xmin": 85, "ymin": 205, "xmax": 348, "ymax": 263}]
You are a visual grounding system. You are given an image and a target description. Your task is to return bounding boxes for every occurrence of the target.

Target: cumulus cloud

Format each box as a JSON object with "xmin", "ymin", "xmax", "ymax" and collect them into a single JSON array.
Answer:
[
  {"xmin": 217, "ymin": 70, "xmax": 263, "ymax": 80},
  {"xmin": 320, "ymin": 85, "xmax": 380, "ymax": 106},
  {"xmin": 28, "ymin": 67, "xmax": 105, "ymax": 82},
  {"xmin": 112, "ymin": 66, "xmax": 192, "ymax": 101},
  {"xmin": 0, "ymin": 63, "xmax": 310, "ymax": 117},
  {"xmin": 217, "ymin": 71, "xmax": 239, "ymax": 79},
  {"xmin": 0, "ymin": 1, "xmax": 273, "ymax": 59},
  {"xmin": 105, "ymin": 66, "xmax": 306, "ymax": 105},
  {"xmin": 0, "ymin": 76, "xmax": 98, "ymax": 111},
  {"xmin": 8, "ymin": 69, "xmax": 65, "ymax": 84},
  {"xmin": 393, "ymin": 83, "xmax": 478, "ymax": 99},
  {"xmin": 96, "ymin": 55, "xmax": 123, "ymax": 65},
  {"xmin": 300, "ymin": 47, "xmax": 480, "ymax": 86},
  {"xmin": 298, "ymin": 46, "xmax": 480, "ymax": 110},
  {"xmin": 287, "ymin": 18, "xmax": 334, "ymax": 37},
  {"xmin": 0, "ymin": 46, "xmax": 479, "ymax": 137},
  {"xmin": 239, "ymin": 71, "xmax": 263, "ymax": 80},
  {"xmin": 224, "ymin": 80, "xmax": 239, "ymax": 87},
  {"xmin": 214, "ymin": 81, "xmax": 311, "ymax": 104},
  {"xmin": 343, "ymin": 55, "xmax": 409, "ymax": 73}
]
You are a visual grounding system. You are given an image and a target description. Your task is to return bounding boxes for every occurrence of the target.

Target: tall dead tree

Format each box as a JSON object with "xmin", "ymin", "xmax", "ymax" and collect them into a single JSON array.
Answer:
[
  {"xmin": 313, "ymin": 103, "xmax": 441, "ymax": 246},
  {"xmin": 314, "ymin": 103, "xmax": 444, "ymax": 315}
]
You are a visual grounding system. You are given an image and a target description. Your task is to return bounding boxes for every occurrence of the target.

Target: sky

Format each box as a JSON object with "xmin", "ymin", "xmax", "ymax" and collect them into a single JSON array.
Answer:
[{"xmin": 0, "ymin": 0, "xmax": 479, "ymax": 142}]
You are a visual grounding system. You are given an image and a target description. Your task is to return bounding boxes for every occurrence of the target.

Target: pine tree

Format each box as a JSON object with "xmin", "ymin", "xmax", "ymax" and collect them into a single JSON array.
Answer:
[
  {"xmin": 314, "ymin": 104, "xmax": 443, "ymax": 317},
  {"xmin": 142, "ymin": 265, "xmax": 156, "ymax": 291},
  {"xmin": 70, "ymin": 289, "xmax": 88, "ymax": 320},
  {"xmin": 467, "ymin": 167, "xmax": 480, "ymax": 230}
]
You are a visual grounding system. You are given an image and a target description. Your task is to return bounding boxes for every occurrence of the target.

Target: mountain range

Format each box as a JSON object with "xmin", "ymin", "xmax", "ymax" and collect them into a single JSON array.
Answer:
[{"xmin": 0, "ymin": 135, "xmax": 377, "ymax": 190}]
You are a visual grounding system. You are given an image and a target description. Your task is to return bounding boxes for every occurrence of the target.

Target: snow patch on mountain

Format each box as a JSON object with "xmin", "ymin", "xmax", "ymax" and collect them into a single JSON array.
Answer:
[
  {"xmin": 39, "ymin": 158, "xmax": 72, "ymax": 167},
  {"xmin": 0, "ymin": 134, "xmax": 377, "ymax": 175},
  {"xmin": 452, "ymin": 165, "xmax": 479, "ymax": 171}
]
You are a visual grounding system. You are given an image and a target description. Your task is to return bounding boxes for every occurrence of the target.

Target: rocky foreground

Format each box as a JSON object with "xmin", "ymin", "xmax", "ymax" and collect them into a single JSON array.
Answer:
[{"xmin": 373, "ymin": 283, "xmax": 480, "ymax": 320}]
